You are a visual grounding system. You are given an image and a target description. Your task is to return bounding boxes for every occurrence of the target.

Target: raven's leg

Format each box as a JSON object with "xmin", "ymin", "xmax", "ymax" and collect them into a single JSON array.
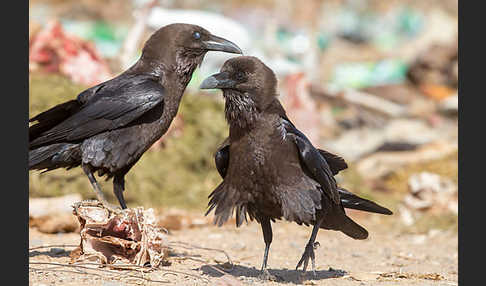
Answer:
[
  {"xmin": 113, "ymin": 175, "xmax": 127, "ymax": 209},
  {"xmin": 82, "ymin": 164, "xmax": 121, "ymax": 212},
  {"xmin": 296, "ymin": 216, "xmax": 324, "ymax": 275},
  {"xmin": 259, "ymin": 217, "xmax": 276, "ymax": 281}
]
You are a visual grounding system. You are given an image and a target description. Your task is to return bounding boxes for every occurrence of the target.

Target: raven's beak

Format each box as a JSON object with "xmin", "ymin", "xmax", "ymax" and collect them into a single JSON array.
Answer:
[
  {"xmin": 200, "ymin": 72, "xmax": 236, "ymax": 89},
  {"xmin": 202, "ymin": 35, "xmax": 243, "ymax": 54}
]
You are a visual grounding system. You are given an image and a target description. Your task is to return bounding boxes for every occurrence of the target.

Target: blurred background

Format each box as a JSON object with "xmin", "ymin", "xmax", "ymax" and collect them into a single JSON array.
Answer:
[{"xmin": 29, "ymin": 0, "xmax": 457, "ymax": 235}]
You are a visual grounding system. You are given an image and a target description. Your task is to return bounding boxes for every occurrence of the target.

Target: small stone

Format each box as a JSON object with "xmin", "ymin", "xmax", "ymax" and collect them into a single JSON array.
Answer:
[
  {"xmin": 50, "ymin": 248, "xmax": 65, "ymax": 255},
  {"xmin": 412, "ymin": 235, "xmax": 427, "ymax": 245}
]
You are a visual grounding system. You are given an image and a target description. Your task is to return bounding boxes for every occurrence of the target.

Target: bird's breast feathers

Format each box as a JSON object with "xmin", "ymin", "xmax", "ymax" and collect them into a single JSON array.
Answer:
[{"xmin": 226, "ymin": 124, "xmax": 317, "ymax": 196}]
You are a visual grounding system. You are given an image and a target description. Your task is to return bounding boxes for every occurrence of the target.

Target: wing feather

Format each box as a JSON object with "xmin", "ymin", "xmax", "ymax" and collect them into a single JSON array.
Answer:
[
  {"xmin": 30, "ymin": 75, "xmax": 164, "ymax": 148},
  {"xmin": 282, "ymin": 118, "xmax": 340, "ymax": 204}
]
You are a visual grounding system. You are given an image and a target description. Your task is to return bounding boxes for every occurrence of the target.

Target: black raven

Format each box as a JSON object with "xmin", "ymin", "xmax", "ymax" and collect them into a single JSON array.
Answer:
[
  {"xmin": 29, "ymin": 23, "xmax": 242, "ymax": 210},
  {"xmin": 200, "ymin": 56, "xmax": 392, "ymax": 278}
]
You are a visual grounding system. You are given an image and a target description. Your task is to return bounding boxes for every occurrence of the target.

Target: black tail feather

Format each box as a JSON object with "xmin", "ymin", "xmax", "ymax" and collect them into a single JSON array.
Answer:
[
  {"xmin": 338, "ymin": 215, "xmax": 369, "ymax": 239},
  {"xmin": 317, "ymin": 210, "xmax": 369, "ymax": 240},
  {"xmin": 339, "ymin": 188, "xmax": 393, "ymax": 215},
  {"xmin": 29, "ymin": 143, "xmax": 81, "ymax": 172},
  {"xmin": 29, "ymin": 100, "xmax": 81, "ymax": 143}
]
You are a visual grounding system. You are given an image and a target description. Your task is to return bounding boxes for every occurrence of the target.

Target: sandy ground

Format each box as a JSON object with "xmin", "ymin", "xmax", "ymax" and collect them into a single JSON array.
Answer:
[{"xmin": 29, "ymin": 212, "xmax": 457, "ymax": 286}]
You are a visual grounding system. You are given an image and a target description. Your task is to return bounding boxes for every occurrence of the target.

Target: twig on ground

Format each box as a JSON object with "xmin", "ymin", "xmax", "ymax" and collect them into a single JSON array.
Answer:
[{"xmin": 29, "ymin": 244, "xmax": 79, "ymax": 251}]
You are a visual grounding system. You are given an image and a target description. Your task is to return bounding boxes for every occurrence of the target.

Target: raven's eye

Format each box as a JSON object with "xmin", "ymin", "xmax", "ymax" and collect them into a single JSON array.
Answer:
[{"xmin": 193, "ymin": 32, "xmax": 201, "ymax": 40}]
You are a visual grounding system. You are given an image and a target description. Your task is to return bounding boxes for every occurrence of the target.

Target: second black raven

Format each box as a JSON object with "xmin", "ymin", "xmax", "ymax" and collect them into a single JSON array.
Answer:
[
  {"xmin": 29, "ymin": 23, "xmax": 242, "ymax": 210},
  {"xmin": 200, "ymin": 56, "xmax": 392, "ymax": 278}
]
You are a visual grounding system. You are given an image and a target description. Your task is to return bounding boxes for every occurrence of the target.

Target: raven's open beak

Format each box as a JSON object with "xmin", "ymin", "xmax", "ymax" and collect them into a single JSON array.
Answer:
[
  {"xmin": 200, "ymin": 72, "xmax": 236, "ymax": 89},
  {"xmin": 202, "ymin": 35, "xmax": 243, "ymax": 54}
]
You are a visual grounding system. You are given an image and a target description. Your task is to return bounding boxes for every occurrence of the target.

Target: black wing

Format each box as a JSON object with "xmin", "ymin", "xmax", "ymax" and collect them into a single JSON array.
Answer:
[
  {"xmin": 318, "ymin": 149, "xmax": 347, "ymax": 175},
  {"xmin": 214, "ymin": 138, "xmax": 230, "ymax": 178},
  {"xmin": 30, "ymin": 75, "xmax": 165, "ymax": 148},
  {"xmin": 282, "ymin": 118, "xmax": 340, "ymax": 204},
  {"xmin": 29, "ymin": 100, "xmax": 82, "ymax": 141}
]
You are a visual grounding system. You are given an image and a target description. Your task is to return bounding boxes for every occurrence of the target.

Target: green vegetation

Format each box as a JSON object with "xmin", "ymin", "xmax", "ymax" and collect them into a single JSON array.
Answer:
[{"xmin": 29, "ymin": 72, "xmax": 228, "ymax": 210}]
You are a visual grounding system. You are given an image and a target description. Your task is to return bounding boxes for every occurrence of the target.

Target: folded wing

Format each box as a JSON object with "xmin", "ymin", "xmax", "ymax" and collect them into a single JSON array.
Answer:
[{"xmin": 30, "ymin": 75, "xmax": 165, "ymax": 148}]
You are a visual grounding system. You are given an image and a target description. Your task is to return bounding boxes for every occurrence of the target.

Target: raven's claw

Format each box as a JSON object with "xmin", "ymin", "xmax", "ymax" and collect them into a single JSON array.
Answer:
[{"xmin": 296, "ymin": 241, "xmax": 320, "ymax": 275}]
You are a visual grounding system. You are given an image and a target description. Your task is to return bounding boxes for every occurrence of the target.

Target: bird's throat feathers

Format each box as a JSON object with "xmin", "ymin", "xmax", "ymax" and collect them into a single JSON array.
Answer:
[
  {"xmin": 224, "ymin": 90, "xmax": 259, "ymax": 130},
  {"xmin": 174, "ymin": 50, "xmax": 206, "ymax": 86},
  {"xmin": 134, "ymin": 49, "xmax": 205, "ymax": 89}
]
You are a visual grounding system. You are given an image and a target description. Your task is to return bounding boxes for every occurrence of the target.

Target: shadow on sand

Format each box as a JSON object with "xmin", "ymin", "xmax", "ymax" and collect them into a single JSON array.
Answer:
[
  {"xmin": 29, "ymin": 249, "xmax": 71, "ymax": 258},
  {"xmin": 200, "ymin": 263, "xmax": 347, "ymax": 284}
]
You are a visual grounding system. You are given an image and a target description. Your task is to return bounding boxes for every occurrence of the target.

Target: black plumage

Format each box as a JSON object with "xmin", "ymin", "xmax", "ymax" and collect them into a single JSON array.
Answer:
[
  {"xmin": 200, "ymin": 56, "xmax": 392, "ymax": 277},
  {"xmin": 29, "ymin": 23, "xmax": 242, "ymax": 210}
]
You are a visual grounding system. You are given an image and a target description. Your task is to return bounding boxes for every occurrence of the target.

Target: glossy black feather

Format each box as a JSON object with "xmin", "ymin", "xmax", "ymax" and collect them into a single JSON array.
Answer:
[
  {"xmin": 214, "ymin": 142, "xmax": 230, "ymax": 178},
  {"xmin": 29, "ymin": 100, "xmax": 82, "ymax": 141},
  {"xmin": 318, "ymin": 149, "xmax": 348, "ymax": 175},
  {"xmin": 281, "ymin": 118, "xmax": 340, "ymax": 205},
  {"xmin": 338, "ymin": 188, "xmax": 393, "ymax": 215},
  {"xmin": 30, "ymin": 74, "xmax": 164, "ymax": 148}
]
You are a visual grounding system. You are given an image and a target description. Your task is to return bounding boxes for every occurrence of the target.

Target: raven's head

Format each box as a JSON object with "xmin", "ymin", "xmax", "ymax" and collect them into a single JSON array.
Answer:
[
  {"xmin": 140, "ymin": 23, "xmax": 242, "ymax": 80},
  {"xmin": 200, "ymin": 56, "xmax": 278, "ymax": 128}
]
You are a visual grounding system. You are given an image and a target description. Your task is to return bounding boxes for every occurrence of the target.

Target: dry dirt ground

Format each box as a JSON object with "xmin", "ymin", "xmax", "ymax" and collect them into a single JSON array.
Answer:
[{"xmin": 29, "ymin": 211, "xmax": 457, "ymax": 286}]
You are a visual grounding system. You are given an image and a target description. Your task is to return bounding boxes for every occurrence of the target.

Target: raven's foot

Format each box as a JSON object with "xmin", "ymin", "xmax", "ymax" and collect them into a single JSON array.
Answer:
[
  {"xmin": 258, "ymin": 269, "xmax": 277, "ymax": 281},
  {"xmin": 75, "ymin": 199, "xmax": 104, "ymax": 208},
  {"xmin": 295, "ymin": 241, "xmax": 320, "ymax": 275},
  {"xmin": 77, "ymin": 199, "xmax": 122, "ymax": 214},
  {"xmin": 103, "ymin": 202, "xmax": 123, "ymax": 215}
]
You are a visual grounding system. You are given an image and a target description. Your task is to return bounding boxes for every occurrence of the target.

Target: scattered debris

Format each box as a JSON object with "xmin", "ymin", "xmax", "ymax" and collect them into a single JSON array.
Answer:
[
  {"xmin": 330, "ymin": 59, "xmax": 408, "ymax": 90},
  {"xmin": 348, "ymin": 270, "xmax": 445, "ymax": 282},
  {"xmin": 438, "ymin": 93, "xmax": 458, "ymax": 117},
  {"xmin": 398, "ymin": 204, "xmax": 415, "ymax": 226},
  {"xmin": 29, "ymin": 20, "xmax": 112, "ymax": 86},
  {"xmin": 360, "ymin": 84, "xmax": 421, "ymax": 106},
  {"xmin": 70, "ymin": 201, "xmax": 169, "ymax": 267},
  {"xmin": 404, "ymin": 172, "xmax": 458, "ymax": 214},
  {"xmin": 281, "ymin": 72, "xmax": 321, "ymax": 143},
  {"xmin": 419, "ymin": 84, "xmax": 456, "ymax": 101},
  {"xmin": 324, "ymin": 117, "xmax": 456, "ymax": 163},
  {"xmin": 311, "ymin": 85, "xmax": 407, "ymax": 118},
  {"xmin": 379, "ymin": 271, "xmax": 444, "ymax": 281},
  {"xmin": 356, "ymin": 140, "xmax": 457, "ymax": 179},
  {"xmin": 407, "ymin": 40, "xmax": 458, "ymax": 89}
]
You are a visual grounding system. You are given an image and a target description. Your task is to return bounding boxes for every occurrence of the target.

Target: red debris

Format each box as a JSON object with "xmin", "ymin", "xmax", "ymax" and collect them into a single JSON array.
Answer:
[
  {"xmin": 282, "ymin": 72, "xmax": 322, "ymax": 144},
  {"xmin": 29, "ymin": 20, "xmax": 112, "ymax": 86}
]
